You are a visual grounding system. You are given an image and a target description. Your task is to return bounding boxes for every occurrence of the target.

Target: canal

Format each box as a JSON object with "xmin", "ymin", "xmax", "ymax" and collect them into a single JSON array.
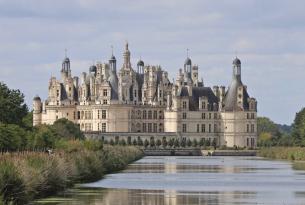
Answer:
[{"xmin": 37, "ymin": 156, "xmax": 305, "ymax": 205}]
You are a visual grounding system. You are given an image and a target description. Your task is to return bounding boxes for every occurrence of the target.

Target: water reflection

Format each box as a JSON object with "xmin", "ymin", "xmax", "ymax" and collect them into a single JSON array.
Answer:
[{"xmin": 37, "ymin": 156, "xmax": 305, "ymax": 205}]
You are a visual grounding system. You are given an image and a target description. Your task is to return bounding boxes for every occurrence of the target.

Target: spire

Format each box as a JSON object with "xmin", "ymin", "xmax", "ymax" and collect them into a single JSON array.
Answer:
[{"xmin": 123, "ymin": 41, "xmax": 131, "ymax": 69}]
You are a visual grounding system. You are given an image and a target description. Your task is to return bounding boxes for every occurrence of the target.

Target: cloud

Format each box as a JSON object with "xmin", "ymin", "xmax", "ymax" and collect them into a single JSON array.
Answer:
[{"xmin": 0, "ymin": 0, "xmax": 305, "ymax": 125}]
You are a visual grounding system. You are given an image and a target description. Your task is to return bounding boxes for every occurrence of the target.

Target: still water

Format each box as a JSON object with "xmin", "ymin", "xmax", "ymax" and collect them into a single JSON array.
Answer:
[{"xmin": 40, "ymin": 156, "xmax": 305, "ymax": 205}]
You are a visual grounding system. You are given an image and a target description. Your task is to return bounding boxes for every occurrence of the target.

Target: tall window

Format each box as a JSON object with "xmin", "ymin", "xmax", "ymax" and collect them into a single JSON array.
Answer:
[
  {"xmin": 202, "ymin": 113, "xmax": 206, "ymax": 119},
  {"xmin": 214, "ymin": 124, "xmax": 217, "ymax": 133},
  {"xmin": 143, "ymin": 111, "xmax": 147, "ymax": 119},
  {"xmin": 101, "ymin": 123, "xmax": 106, "ymax": 132},
  {"xmin": 148, "ymin": 123, "xmax": 152, "ymax": 132},
  {"xmin": 153, "ymin": 111, "xmax": 158, "ymax": 119},
  {"xmin": 209, "ymin": 124, "xmax": 211, "ymax": 133},
  {"xmin": 182, "ymin": 112, "xmax": 187, "ymax": 119},
  {"xmin": 209, "ymin": 113, "xmax": 212, "ymax": 119},
  {"xmin": 197, "ymin": 124, "xmax": 200, "ymax": 133},
  {"xmin": 148, "ymin": 111, "xmax": 152, "ymax": 119},
  {"xmin": 143, "ymin": 123, "xmax": 147, "ymax": 132},
  {"xmin": 251, "ymin": 124, "xmax": 255, "ymax": 133},
  {"xmin": 182, "ymin": 124, "xmax": 187, "ymax": 132},
  {"xmin": 103, "ymin": 89, "xmax": 107, "ymax": 96},
  {"xmin": 247, "ymin": 124, "xmax": 250, "ymax": 133},
  {"xmin": 202, "ymin": 101, "xmax": 206, "ymax": 109},
  {"xmin": 182, "ymin": 101, "xmax": 187, "ymax": 109},
  {"xmin": 153, "ymin": 123, "xmax": 157, "ymax": 133},
  {"xmin": 102, "ymin": 110, "xmax": 106, "ymax": 119},
  {"xmin": 97, "ymin": 110, "xmax": 100, "ymax": 119},
  {"xmin": 201, "ymin": 124, "xmax": 205, "ymax": 133}
]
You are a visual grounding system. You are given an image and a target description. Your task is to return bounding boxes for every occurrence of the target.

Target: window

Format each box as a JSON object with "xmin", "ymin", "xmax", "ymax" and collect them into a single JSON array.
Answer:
[
  {"xmin": 197, "ymin": 124, "xmax": 200, "ymax": 133},
  {"xmin": 103, "ymin": 89, "xmax": 108, "ymax": 96},
  {"xmin": 214, "ymin": 113, "xmax": 217, "ymax": 119},
  {"xmin": 153, "ymin": 111, "xmax": 157, "ymax": 119},
  {"xmin": 134, "ymin": 90, "xmax": 137, "ymax": 97},
  {"xmin": 153, "ymin": 123, "xmax": 157, "ymax": 133},
  {"xmin": 209, "ymin": 113, "xmax": 212, "ymax": 119},
  {"xmin": 247, "ymin": 113, "xmax": 250, "ymax": 119},
  {"xmin": 77, "ymin": 111, "xmax": 80, "ymax": 119},
  {"xmin": 97, "ymin": 110, "xmax": 100, "ymax": 119},
  {"xmin": 251, "ymin": 113, "xmax": 255, "ymax": 119},
  {"xmin": 247, "ymin": 138, "xmax": 249, "ymax": 147},
  {"xmin": 182, "ymin": 101, "xmax": 187, "ymax": 109},
  {"xmin": 101, "ymin": 123, "xmax": 106, "ymax": 132},
  {"xmin": 98, "ymin": 123, "xmax": 100, "ymax": 131},
  {"xmin": 201, "ymin": 124, "xmax": 205, "ymax": 132},
  {"xmin": 148, "ymin": 111, "xmax": 152, "ymax": 119},
  {"xmin": 182, "ymin": 112, "xmax": 187, "ymax": 119},
  {"xmin": 202, "ymin": 101, "xmax": 206, "ymax": 109},
  {"xmin": 182, "ymin": 124, "xmax": 187, "ymax": 132},
  {"xmin": 214, "ymin": 124, "xmax": 217, "ymax": 133},
  {"xmin": 143, "ymin": 111, "xmax": 147, "ymax": 119},
  {"xmin": 148, "ymin": 123, "xmax": 152, "ymax": 132},
  {"xmin": 143, "ymin": 123, "xmax": 147, "ymax": 132},
  {"xmin": 102, "ymin": 110, "xmax": 106, "ymax": 119},
  {"xmin": 251, "ymin": 124, "xmax": 255, "ymax": 133},
  {"xmin": 202, "ymin": 113, "xmax": 206, "ymax": 119},
  {"xmin": 247, "ymin": 124, "xmax": 250, "ymax": 133},
  {"xmin": 56, "ymin": 90, "xmax": 59, "ymax": 97},
  {"xmin": 103, "ymin": 100, "xmax": 108, "ymax": 105},
  {"xmin": 209, "ymin": 124, "xmax": 211, "ymax": 133}
]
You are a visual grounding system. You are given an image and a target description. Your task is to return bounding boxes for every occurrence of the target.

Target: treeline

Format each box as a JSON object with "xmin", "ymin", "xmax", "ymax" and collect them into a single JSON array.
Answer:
[
  {"xmin": 258, "ymin": 108, "xmax": 305, "ymax": 147},
  {"xmin": 0, "ymin": 82, "xmax": 143, "ymax": 204},
  {"xmin": 104, "ymin": 137, "xmax": 217, "ymax": 149}
]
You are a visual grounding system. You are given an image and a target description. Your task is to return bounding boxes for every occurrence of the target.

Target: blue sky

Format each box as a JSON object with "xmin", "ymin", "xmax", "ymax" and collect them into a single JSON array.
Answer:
[{"xmin": 0, "ymin": 0, "xmax": 304, "ymax": 125}]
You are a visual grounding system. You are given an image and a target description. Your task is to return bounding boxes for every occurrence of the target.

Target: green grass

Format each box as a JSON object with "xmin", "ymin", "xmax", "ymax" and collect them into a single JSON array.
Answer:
[{"xmin": 258, "ymin": 147, "xmax": 305, "ymax": 161}]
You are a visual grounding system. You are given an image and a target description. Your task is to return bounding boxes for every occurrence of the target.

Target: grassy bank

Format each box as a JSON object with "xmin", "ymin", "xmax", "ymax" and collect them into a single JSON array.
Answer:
[
  {"xmin": 258, "ymin": 147, "xmax": 305, "ymax": 161},
  {"xmin": 0, "ymin": 143, "xmax": 143, "ymax": 205}
]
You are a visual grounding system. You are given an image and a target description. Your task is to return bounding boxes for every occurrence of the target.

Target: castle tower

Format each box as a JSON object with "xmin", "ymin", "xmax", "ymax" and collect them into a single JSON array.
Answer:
[
  {"xmin": 233, "ymin": 57, "xmax": 241, "ymax": 81},
  {"xmin": 109, "ymin": 47, "xmax": 117, "ymax": 72},
  {"xmin": 33, "ymin": 96, "xmax": 42, "ymax": 126},
  {"xmin": 123, "ymin": 42, "xmax": 131, "ymax": 69},
  {"xmin": 61, "ymin": 55, "xmax": 71, "ymax": 81}
]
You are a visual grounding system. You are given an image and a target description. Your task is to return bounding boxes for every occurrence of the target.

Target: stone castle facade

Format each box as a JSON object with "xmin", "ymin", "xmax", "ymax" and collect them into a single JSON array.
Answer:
[{"xmin": 33, "ymin": 43, "xmax": 257, "ymax": 148}]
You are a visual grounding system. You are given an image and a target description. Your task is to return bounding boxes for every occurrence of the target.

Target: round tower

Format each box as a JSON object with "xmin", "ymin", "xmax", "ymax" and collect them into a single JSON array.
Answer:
[
  {"xmin": 137, "ymin": 59, "xmax": 144, "ymax": 74},
  {"xmin": 233, "ymin": 57, "xmax": 241, "ymax": 81},
  {"xmin": 33, "ymin": 96, "xmax": 42, "ymax": 126}
]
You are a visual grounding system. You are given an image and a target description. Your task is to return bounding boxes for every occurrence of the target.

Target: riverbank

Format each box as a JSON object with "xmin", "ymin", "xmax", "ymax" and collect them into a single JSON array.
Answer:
[
  {"xmin": 0, "ymin": 144, "xmax": 143, "ymax": 205},
  {"xmin": 258, "ymin": 147, "xmax": 305, "ymax": 161}
]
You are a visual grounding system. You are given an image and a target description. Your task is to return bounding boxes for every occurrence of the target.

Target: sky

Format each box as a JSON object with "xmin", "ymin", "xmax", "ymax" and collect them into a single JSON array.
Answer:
[{"xmin": 0, "ymin": 0, "xmax": 305, "ymax": 125}]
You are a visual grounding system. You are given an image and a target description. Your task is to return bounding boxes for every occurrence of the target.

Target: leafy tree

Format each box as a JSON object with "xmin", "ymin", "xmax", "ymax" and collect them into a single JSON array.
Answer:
[
  {"xmin": 127, "ymin": 137, "xmax": 132, "ymax": 145},
  {"xmin": 174, "ymin": 139, "xmax": 179, "ymax": 148},
  {"xmin": 168, "ymin": 138, "xmax": 174, "ymax": 147},
  {"xmin": 137, "ymin": 137, "xmax": 143, "ymax": 146},
  {"xmin": 291, "ymin": 108, "xmax": 305, "ymax": 146},
  {"xmin": 149, "ymin": 137, "xmax": 155, "ymax": 147},
  {"xmin": 199, "ymin": 138, "xmax": 205, "ymax": 147},
  {"xmin": 119, "ymin": 139, "xmax": 126, "ymax": 146},
  {"xmin": 132, "ymin": 139, "xmax": 137, "ymax": 146},
  {"xmin": 192, "ymin": 139, "xmax": 198, "ymax": 147},
  {"xmin": 162, "ymin": 137, "xmax": 168, "ymax": 148},
  {"xmin": 0, "ymin": 124, "xmax": 28, "ymax": 151},
  {"xmin": 110, "ymin": 139, "xmax": 115, "ymax": 145},
  {"xmin": 180, "ymin": 138, "xmax": 186, "ymax": 147},
  {"xmin": 212, "ymin": 138, "xmax": 217, "ymax": 149},
  {"xmin": 52, "ymin": 118, "xmax": 84, "ymax": 140},
  {"xmin": 144, "ymin": 139, "xmax": 149, "ymax": 148},
  {"xmin": 27, "ymin": 125, "xmax": 59, "ymax": 149},
  {"xmin": 21, "ymin": 111, "xmax": 33, "ymax": 131},
  {"xmin": 156, "ymin": 139, "xmax": 161, "ymax": 147},
  {"xmin": 186, "ymin": 138, "xmax": 192, "ymax": 147},
  {"xmin": 0, "ymin": 82, "xmax": 28, "ymax": 125}
]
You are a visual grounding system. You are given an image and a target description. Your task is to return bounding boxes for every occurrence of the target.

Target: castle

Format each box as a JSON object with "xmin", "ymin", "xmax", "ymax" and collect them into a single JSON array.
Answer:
[{"xmin": 33, "ymin": 43, "xmax": 257, "ymax": 148}]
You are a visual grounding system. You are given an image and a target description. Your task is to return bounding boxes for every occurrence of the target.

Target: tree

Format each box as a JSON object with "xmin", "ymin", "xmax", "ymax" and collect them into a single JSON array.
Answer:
[
  {"xmin": 199, "ymin": 138, "xmax": 205, "ymax": 147},
  {"xmin": 127, "ymin": 137, "xmax": 132, "ymax": 145},
  {"xmin": 132, "ymin": 139, "xmax": 137, "ymax": 146},
  {"xmin": 180, "ymin": 138, "xmax": 186, "ymax": 147},
  {"xmin": 156, "ymin": 139, "xmax": 161, "ymax": 147},
  {"xmin": 144, "ymin": 139, "xmax": 149, "ymax": 148},
  {"xmin": 212, "ymin": 138, "xmax": 217, "ymax": 149},
  {"xmin": 110, "ymin": 139, "xmax": 115, "ymax": 145},
  {"xmin": 137, "ymin": 137, "xmax": 143, "ymax": 146},
  {"xmin": 192, "ymin": 139, "xmax": 198, "ymax": 147},
  {"xmin": 149, "ymin": 137, "xmax": 155, "ymax": 147},
  {"xmin": 0, "ymin": 124, "xmax": 27, "ymax": 151},
  {"xmin": 119, "ymin": 139, "xmax": 126, "ymax": 146},
  {"xmin": 291, "ymin": 108, "xmax": 305, "ymax": 146},
  {"xmin": 52, "ymin": 118, "xmax": 84, "ymax": 140},
  {"xmin": 0, "ymin": 82, "xmax": 28, "ymax": 125},
  {"xmin": 168, "ymin": 138, "xmax": 174, "ymax": 147},
  {"xmin": 27, "ymin": 125, "xmax": 59, "ymax": 149},
  {"xmin": 162, "ymin": 137, "xmax": 168, "ymax": 148},
  {"xmin": 186, "ymin": 138, "xmax": 192, "ymax": 147},
  {"xmin": 174, "ymin": 139, "xmax": 179, "ymax": 148}
]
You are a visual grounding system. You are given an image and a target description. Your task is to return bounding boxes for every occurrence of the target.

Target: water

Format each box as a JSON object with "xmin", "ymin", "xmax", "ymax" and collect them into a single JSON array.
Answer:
[{"xmin": 38, "ymin": 156, "xmax": 305, "ymax": 205}]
